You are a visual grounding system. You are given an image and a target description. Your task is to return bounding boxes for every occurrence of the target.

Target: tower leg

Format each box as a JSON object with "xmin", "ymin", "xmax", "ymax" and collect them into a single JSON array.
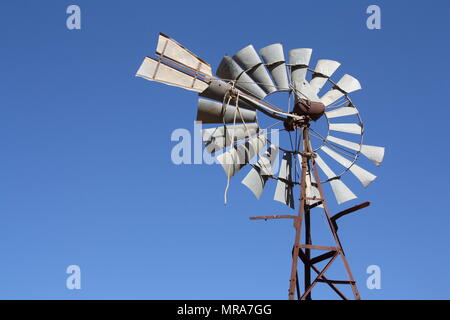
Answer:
[
  {"xmin": 288, "ymin": 127, "xmax": 308, "ymax": 300},
  {"xmin": 288, "ymin": 127, "xmax": 361, "ymax": 300},
  {"xmin": 310, "ymin": 160, "xmax": 361, "ymax": 300},
  {"xmin": 304, "ymin": 208, "xmax": 311, "ymax": 300}
]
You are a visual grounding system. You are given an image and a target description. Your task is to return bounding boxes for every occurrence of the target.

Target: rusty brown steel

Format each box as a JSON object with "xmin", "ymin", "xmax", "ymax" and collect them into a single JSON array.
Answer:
[
  {"xmin": 249, "ymin": 215, "xmax": 296, "ymax": 221},
  {"xmin": 250, "ymin": 122, "xmax": 363, "ymax": 300},
  {"xmin": 288, "ymin": 126, "xmax": 309, "ymax": 300},
  {"xmin": 297, "ymin": 244, "xmax": 337, "ymax": 251},
  {"xmin": 309, "ymin": 250, "xmax": 336, "ymax": 265},
  {"xmin": 331, "ymin": 201, "xmax": 370, "ymax": 231},
  {"xmin": 298, "ymin": 249, "xmax": 349, "ymax": 300},
  {"xmin": 304, "ymin": 207, "xmax": 312, "ymax": 300},
  {"xmin": 311, "ymin": 159, "xmax": 361, "ymax": 299},
  {"xmin": 300, "ymin": 252, "xmax": 339, "ymax": 300}
]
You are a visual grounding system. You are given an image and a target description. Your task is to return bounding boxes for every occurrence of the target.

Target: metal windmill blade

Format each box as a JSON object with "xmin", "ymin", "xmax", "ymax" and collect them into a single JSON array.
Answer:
[
  {"xmin": 136, "ymin": 33, "xmax": 385, "ymax": 300},
  {"xmin": 320, "ymin": 74, "xmax": 362, "ymax": 106},
  {"xmin": 233, "ymin": 45, "xmax": 277, "ymax": 95},
  {"xmin": 326, "ymin": 135, "xmax": 385, "ymax": 166},
  {"xmin": 216, "ymin": 55, "xmax": 267, "ymax": 99},
  {"xmin": 202, "ymin": 123, "xmax": 259, "ymax": 154},
  {"xmin": 216, "ymin": 134, "xmax": 267, "ymax": 179},
  {"xmin": 273, "ymin": 151, "xmax": 295, "ymax": 208},
  {"xmin": 289, "ymin": 48, "xmax": 313, "ymax": 86},
  {"xmin": 259, "ymin": 44, "xmax": 290, "ymax": 91},
  {"xmin": 196, "ymin": 98, "xmax": 257, "ymax": 123},
  {"xmin": 241, "ymin": 144, "xmax": 279, "ymax": 199},
  {"xmin": 309, "ymin": 59, "xmax": 341, "ymax": 95}
]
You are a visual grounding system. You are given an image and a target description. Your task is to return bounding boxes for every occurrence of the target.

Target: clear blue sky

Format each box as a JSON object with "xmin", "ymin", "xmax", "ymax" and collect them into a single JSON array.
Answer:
[{"xmin": 0, "ymin": 0, "xmax": 449, "ymax": 299}]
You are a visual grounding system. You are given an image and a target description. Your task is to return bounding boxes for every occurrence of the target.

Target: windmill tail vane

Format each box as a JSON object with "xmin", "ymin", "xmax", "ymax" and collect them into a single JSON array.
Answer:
[{"xmin": 136, "ymin": 33, "xmax": 386, "ymax": 300}]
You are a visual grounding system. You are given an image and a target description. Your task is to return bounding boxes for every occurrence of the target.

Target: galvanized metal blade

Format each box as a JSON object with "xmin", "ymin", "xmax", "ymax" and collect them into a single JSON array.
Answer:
[
  {"xmin": 314, "ymin": 154, "xmax": 357, "ymax": 204},
  {"xmin": 336, "ymin": 74, "xmax": 362, "ymax": 93},
  {"xmin": 216, "ymin": 56, "xmax": 266, "ymax": 99},
  {"xmin": 233, "ymin": 45, "xmax": 276, "ymax": 95},
  {"xmin": 302, "ymin": 161, "xmax": 323, "ymax": 207},
  {"xmin": 242, "ymin": 168, "xmax": 267, "ymax": 199},
  {"xmin": 320, "ymin": 74, "xmax": 361, "ymax": 106},
  {"xmin": 310, "ymin": 59, "xmax": 341, "ymax": 95},
  {"xmin": 199, "ymin": 79, "xmax": 256, "ymax": 110},
  {"xmin": 196, "ymin": 98, "xmax": 256, "ymax": 124},
  {"xmin": 241, "ymin": 144, "xmax": 279, "ymax": 199},
  {"xmin": 216, "ymin": 135, "xmax": 267, "ymax": 179},
  {"xmin": 289, "ymin": 48, "xmax": 312, "ymax": 85},
  {"xmin": 274, "ymin": 152, "xmax": 295, "ymax": 209},
  {"xmin": 257, "ymin": 144, "xmax": 279, "ymax": 176},
  {"xmin": 329, "ymin": 123, "xmax": 362, "ymax": 135},
  {"xmin": 320, "ymin": 146, "xmax": 377, "ymax": 187},
  {"xmin": 326, "ymin": 135, "xmax": 385, "ymax": 166},
  {"xmin": 156, "ymin": 33, "xmax": 212, "ymax": 76},
  {"xmin": 325, "ymin": 106, "xmax": 358, "ymax": 119},
  {"xmin": 202, "ymin": 123, "xmax": 259, "ymax": 154},
  {"xmin": 292, "ymin": 79, "xmax": 321, "ymax": 102},
  {"xmin": 136, "ymin": 57, "xmax": 209, "ymax": 92},
  {"xmin": 259, "ymin": 44, "xmax": 290, "ymax": 91}
]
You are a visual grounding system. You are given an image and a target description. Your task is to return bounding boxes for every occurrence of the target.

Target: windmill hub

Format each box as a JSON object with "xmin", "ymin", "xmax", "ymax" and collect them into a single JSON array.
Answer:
[
  {"xmin": 293, "ymin": 98, "xmax": 325, "ymax": 121},
  {"xmin": 284, "ymin": 99, "xmax": 325, "ymax": 131}
]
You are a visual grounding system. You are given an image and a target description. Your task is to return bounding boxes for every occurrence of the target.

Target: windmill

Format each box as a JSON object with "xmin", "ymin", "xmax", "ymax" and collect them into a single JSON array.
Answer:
[{"xmin": 136, "ymin": 33, "xmax": 385, "ymax": 300}]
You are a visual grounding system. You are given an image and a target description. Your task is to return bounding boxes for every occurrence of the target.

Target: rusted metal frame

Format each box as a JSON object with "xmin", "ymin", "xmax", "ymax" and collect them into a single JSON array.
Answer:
[
  {"xmin": 332, "ymin": 201, "xmax": 370, "ymax": 222},
  {"xmin": 297, "ymin": 244, "xmax": 337, "ymax": 251},
  {"xmin": 288, "ymin": 126, "xmax": 309, "ymax": 300},
  {"xmin": 298, "ymin": 250, "xmax": 348, "ymax": 300},
  {"xmin": 291, "ymin": 248, "xmax": 302, "ymax": 299},
  {"xmin": 331, "ymin": 201, "xmax": 370, "ymax": 231},
  {"xmin": 335, "ymin": 248, "xmax": 360, "ymax": 299},
  {"xmin": 305, "ymin": 197, "xmax": 323, "ymax": 201},
  {"xmin": 303, "ymin": 125, "xmax": 314, "ymax": 299},
  {"xmin": 310, "ymin": 160, "xmax": 361, "ymax": 300},
  {"xmin": 311, "ymin": 271, "xmax": 348, "ymax": 300},
  {"xmin": 266, "ymin": 174, "xmax": 301, "ymax": 186},
  {"xmin": 249, "ymin": 215, "xmax": 296, "ymax": 221},
  {"xmin": 297, "ymin": 247, "xmax": 307, "ymax": 264},
  {"xmin": 292, "ymin": 246, "xmax": 302, "ymax": 299},
  {"xmin": 317, "ymin": 279, "xmax": 348, "ymax": 300},
  {"xmin": 317, "ymin": 279, "xmax": 355, "ymax": 285},
  {"xmin": 311, "ymin": 160, "xmax": 360, "ymax": 298},
  {"xmin": 300, "ymin": 252, "xmax": 339, "ymax": 300},
  {"xmin": 304, "ymin": 206, "xmax": 312, "ymax": 300},
  {"xmin": 309, "ymin": 250, "xmax": 336, "ymax": 265},
  {"xmin": 306, "ymin": 200, "xmax": 323, "ymax": 210}
]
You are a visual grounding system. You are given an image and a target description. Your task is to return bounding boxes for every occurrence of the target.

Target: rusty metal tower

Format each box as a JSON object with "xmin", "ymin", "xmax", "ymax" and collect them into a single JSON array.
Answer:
[{"xmin": 136, "ymin": 33, "xmax": 385, "ymax": 299}]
